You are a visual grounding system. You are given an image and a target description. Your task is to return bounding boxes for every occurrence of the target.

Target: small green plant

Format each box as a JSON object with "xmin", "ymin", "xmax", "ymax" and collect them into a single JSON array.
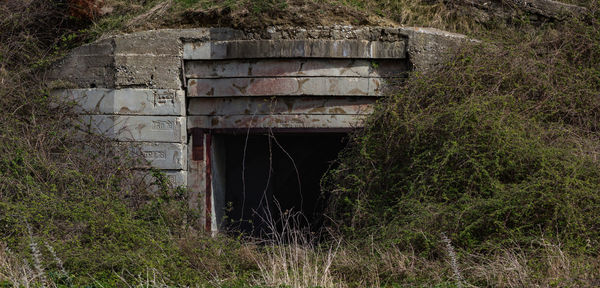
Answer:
[
  {"xmin": 174, "ymin": 0, "xmax": 202, "ymax": 8},
  {"xmin": 251, "ymin": 0, "xmax": 288, "ymax": 14}
]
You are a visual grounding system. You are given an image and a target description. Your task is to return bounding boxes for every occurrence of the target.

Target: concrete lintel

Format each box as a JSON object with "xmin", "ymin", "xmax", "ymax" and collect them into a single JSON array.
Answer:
[
  {"xmin": 188, "ymin": 114, "xmax": 366, "ymax": 129},
  {"xmin": 184, "ymin": 59, "xmax": 409, "ymax": 78},
  {"xmin": 187, "ymin": 97, "xmax": 376, "ymax": 116},
  {"xmin": 183, "ymin": 39, "xmax": 407, "ymax": 60},
  {"xmin": 48, "ymin": 26, "xmax": 471, "ymax": 89},
  {"xmin": 52, "ymin": 88, "xmax": 185, "ymax": 116}
]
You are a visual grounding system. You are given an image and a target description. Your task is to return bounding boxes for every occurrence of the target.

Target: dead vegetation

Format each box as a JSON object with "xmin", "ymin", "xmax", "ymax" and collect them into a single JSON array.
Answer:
[{"xmin": 85, "ymin": 0, "xmax": 594, "ymax": 38}]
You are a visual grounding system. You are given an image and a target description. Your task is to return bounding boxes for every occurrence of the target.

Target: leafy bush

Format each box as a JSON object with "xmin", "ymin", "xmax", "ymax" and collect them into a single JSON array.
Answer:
[{"xmin": 326, "ymin": 14, "xmax": 600, "ymax": 256}]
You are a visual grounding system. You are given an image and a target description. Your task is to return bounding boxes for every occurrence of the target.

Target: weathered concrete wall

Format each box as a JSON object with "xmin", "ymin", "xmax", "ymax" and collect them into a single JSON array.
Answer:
[
  {"xmin": 48, "ymin": 26, "xmax": 466, "ymax": 88},
  {"xmin": 49, "ymin": 25, "xmax": 468, "ymax": 231},
  {"xmin": 49, "ymin": 30, "xmax": 197, "ymax": 191}
]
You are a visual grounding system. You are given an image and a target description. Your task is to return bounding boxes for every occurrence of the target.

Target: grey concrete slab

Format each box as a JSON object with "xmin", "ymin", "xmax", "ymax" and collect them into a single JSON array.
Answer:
[
  {"xmin": 183, "ymin": 39, "xmax": 407, "ymax": 59},
  {"xmin": 78, "ymin": 115, "xmax": 186, "ymax": 143},
  {"xmin": 48, "ymin": 54, "xmax": 115, "ymax": 88},
  {"xmin": 52, "ymin": 88, "xmax": 185, "ymax": 116},
  {"xmin": 399, "ymin": 27, "xmax": 473, "ymax": 71},
  {"xmin": 114, "ymin": 55, "xmax": 181, "ymax": 89},
  {"xmin": 186, "ymin": 59, "xmax": 368, "ymax": 78},
  {"xmin": 122, "ymin": 142, "xmax": 187, "ymax": 170},
  {"xmin": 187, "ymin": 97, "xmax": 375, "ymax": 116},
  {"xmin": 188, "ymin": 114, "xmax": 366, "ymax": 129},
  {"xmin": 185, "ymin": 59, "xmax": 410, "ymax": 78},
  {"xmin": 187, "ymin": 77, "xmax": 384, "ymax": 97}
]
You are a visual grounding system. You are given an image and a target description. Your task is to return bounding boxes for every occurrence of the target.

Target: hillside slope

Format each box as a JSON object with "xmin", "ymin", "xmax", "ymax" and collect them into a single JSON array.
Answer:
[{"xmin": 1, "ymin": 0, "xmax": 599, "ymax": 287}]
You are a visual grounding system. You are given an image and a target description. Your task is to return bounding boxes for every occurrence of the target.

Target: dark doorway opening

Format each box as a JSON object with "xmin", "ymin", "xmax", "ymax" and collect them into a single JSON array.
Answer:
[{"xmin": 212, "ymin": 132, "xmax": 347, "ymax": 237}]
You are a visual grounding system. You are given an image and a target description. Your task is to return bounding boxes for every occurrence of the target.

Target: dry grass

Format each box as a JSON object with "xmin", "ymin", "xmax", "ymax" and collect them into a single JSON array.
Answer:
[
  {"xmin": 242, "ymin": 203, "xmax": 600, "ymax": 287},
  {"xmin": 465, "ymin": 240, "xmax": 600, "ymax": 287},
  {"xmin": 2, "ymin": 230, "xmax": 598, "ymax": 287},
  {"xmin": 250, "ymin": 209, "xmax": 342, "ymax": 288},
  {"xmin": 245, "ymin": 232, "xmax": 600, "ymax": 287},
  {"xmin": 467, "ymin": 247, "xmax": 534, "ymax": 287},
  {"xmin": 0, "ymin": 243, "xmax": 38, "ymax": 288},
  {"xmin": 333, "ymin": 0, "xmax": 475, "ymax": 31}
]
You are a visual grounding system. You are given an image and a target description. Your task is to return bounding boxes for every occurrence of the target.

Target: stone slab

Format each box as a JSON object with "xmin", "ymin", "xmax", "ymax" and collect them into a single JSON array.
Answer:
[
  {"xmin": 47, "ymin": 54, "xmax": 115, "ymax": 88},
  {"xmin": 399, "ymin": 27, "xmax": 472, "ymax": 71},
  {"xmin": 187, "ymin": 77, "xmax": 383, "ymax": 97},
  {"xmin": 114, "ymin": 55, "xmax": 181, "ymax": 89},
  {"xmin": 185, "ymin": 59, "xmax": 409, "ymax": 78},
  {"xmin": 113, "ymin": 30, "xmax": 189, "ymax": 56},
  {"xmin": 122, "ymin": 142, "xmax": 187, "ymax": 170},
  {"xmin": 78, "ymin": 115, "xmax": 186, "ymax": 143},
  {"xmin": 188, "ymin": 114, "xmax": 366, "ymax": 129},
  {"xmin": 187, "ymin": 97, "xmax": 375, "ymax": 116},
  {"xmin": 52, "ymin": 88, "xmax": 185, "ymax": 116},
  {"xmin": 183, "ymin": 39, "xmax": 407, "ymax": 60}
]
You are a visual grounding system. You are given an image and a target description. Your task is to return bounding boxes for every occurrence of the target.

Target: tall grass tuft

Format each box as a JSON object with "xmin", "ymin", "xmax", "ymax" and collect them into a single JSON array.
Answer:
[
  {"xmin": 250, "ymin": 204, "xmax": 342, "ymax": 288},
  {"xmin": 0, "ymin": 243, "xmax": 37, "ymax": 287},
  {"xmin": 441, "ymin": 232, "xmax": 464, "ymax": 287}
]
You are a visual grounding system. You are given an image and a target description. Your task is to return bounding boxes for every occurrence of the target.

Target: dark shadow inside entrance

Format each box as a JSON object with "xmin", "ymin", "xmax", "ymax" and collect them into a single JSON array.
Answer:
[{"xmin": 213, "ymin": 133, "xmax": 347, "ymax": 237}]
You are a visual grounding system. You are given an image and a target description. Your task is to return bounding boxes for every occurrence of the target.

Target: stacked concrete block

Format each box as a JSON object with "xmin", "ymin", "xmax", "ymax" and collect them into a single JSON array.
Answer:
[
  {"xmin": 48, "ymin": 29, "xmax": 194, "ymax": 189},
  {"xmin": 183, "ymin": 57, "xmax": 407, "ymax": 130},
  {"xmin": 52, "ymin": 88, "xmax": 188, "ymax": 188}
]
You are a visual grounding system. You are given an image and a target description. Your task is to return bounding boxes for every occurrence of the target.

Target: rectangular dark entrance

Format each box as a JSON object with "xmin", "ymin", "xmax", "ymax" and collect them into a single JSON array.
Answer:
[{"xmin": 210, "ymin": 132, "xmax": 347, "ymax": 237}]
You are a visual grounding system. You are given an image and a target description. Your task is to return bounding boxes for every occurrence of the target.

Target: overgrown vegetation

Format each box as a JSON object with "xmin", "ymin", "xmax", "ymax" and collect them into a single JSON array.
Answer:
[
  {"xmin": 0, "ymin": 1, "xmax": 232, "ymax": 286},
  {"xmin": 1, "ymin": 0, "xmax": 600, "ymax": 287},
  {"xmin": 326, "ymin": 3, "xmax": 600, "ymax": 286}
]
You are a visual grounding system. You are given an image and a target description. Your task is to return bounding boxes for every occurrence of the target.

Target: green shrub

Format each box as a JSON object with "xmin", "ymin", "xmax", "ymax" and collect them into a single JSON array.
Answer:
[{"xmin": 326, "ymin": 15, "xmax": 600, "ymax": 256}]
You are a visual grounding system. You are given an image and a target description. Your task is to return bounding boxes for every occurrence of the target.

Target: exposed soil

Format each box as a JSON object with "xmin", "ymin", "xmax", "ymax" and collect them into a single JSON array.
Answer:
[
  {"xmin": 125, "ymin": 0, "xmax": 396, "ymax": 31},
  {"xmin": 177, "ymin": 0, "xmax": 395, "ymax": 28}
]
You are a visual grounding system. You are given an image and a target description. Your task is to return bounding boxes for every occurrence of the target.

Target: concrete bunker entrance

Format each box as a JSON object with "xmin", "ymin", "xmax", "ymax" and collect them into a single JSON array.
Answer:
[
  {"xmin": 51, "ymin": 27, "xmax": 457, "ymax": 234},
  {"xmin": 186, "ymin": 54, "xmax": 410, "ymax": 234},
  {"xmin": 211, "ymin": 131, "xmax": 348, "ymax": 236}
]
